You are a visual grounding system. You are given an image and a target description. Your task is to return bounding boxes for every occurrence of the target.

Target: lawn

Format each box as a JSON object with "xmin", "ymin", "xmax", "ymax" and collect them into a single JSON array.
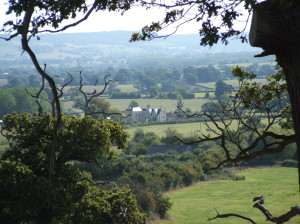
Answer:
[
  {"xmin": 62, "ymin": 84, "xmax": 137, "ymax": 94},
  {"xmin": 197, "ymin": 78, "xmax": 269, "ymax": 89},
  {"xmin": 107, "ymin": 98, "xmax": 211, "ymax": 112},
  {"xmin": 126, "ymin": 122, "xmax": 207, "ymax": 138},
  {"xmin": 151, "ymin": 167, "xmax": 300, "ymax": 224},
  {"xmin": 0, "ymin": 79, "xmax": 8, "ymax": 86}
]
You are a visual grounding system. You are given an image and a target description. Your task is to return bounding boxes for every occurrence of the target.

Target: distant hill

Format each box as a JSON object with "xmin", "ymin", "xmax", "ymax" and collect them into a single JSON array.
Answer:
[{"xmin": 0, "ymin": 31, "xmax": 271, "ymax": 69}]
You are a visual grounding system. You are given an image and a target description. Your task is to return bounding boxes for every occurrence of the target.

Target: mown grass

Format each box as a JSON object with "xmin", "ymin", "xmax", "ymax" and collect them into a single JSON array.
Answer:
[
  {"xmin": 126, "ymin": 122, "xmax": 207, "ymax": 138},
  {"xmin": 117, "ymin": 85, "xmax": 138, "ymax": 92},
  {"xmin": 62, "ymin": 84, "xmax": 137, "ymax": 93},
  {"xmin": 151, "ymin": 167, "xmax": 300, "ymax": 224},
  {"xmin": 107, "ymin": 98, "xmax": 211, "ymax": 112},
  {"xmin": 0, "ymin": 79, "xmax": 8, "ymax": 86},
  {"xmin": 197, "ymin": 78, "xmax": 269, "ymax": 89},
  {"xmin": 125, "ymin": 118, "xmax": 277, "ymax": 138}
]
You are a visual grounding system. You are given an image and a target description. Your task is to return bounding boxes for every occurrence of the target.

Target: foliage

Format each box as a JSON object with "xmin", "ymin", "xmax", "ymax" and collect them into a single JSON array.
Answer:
[
  {"xmin": 90, "ymin": 97, "xmax": 111, "ymax": 119},
  {"xmin": 129, "ymin": 100, "xmax": 139, "ymax": 108},
  {"xmin": 130, "ymin": 1, "xmax": 257, "ymax": 46},
  {"xmin": 215, "ymin": 80, "xmax": 233, "ymax": 98},
  {"xmin": 111, "ymin": 92, "xmax": 142, "ymax": 99},
  {"xmin": 0, "ymin": 113, "xmax": 146, "ymax": 223},
  {"xmin": 161, "ymin": 127, "xmax": 184, "ymax": 145},
  {"xmin": 0, "ymin": 87, "xmax": 51, "ymax": 118},
  {"xmin": 127, "ymin": 128, "xmax": 161, "ymax": 155},
  {"xmin": 189, "ymin": 66, "xmax": 295, "ymax": 169}
]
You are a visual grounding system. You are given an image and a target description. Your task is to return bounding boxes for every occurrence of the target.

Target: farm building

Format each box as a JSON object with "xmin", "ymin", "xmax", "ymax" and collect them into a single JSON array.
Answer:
[{"xmin": 125, "ymin": 106, "xmax": 167, "ymax": 123}]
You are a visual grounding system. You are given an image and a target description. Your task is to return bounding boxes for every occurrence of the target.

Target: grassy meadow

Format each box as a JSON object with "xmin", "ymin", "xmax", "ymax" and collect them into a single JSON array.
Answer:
[
  {"xmin": 62, "ymin": 97, "xmax": 212, "ymax": 113},
  {"xmin": 151, "ymin": 167, "xmax": 300, "ymax": 224},
  {"xmin": 63, "ymin": 84, "xmax": 138, "ymax": 94},
  {"xmin": 197, "ymin": 78, "xmax": 269, "ymax": 89},
  {"xmin": 107, "ymin": 98, "xmax": 211, "ymax": 112},
  {"xmin": 0, "ymin": 79, "xmax": 8, "ymax": 86},
  {"xmin": 126, "ymin": 122, "xmax": 207, "ymax": 138}
]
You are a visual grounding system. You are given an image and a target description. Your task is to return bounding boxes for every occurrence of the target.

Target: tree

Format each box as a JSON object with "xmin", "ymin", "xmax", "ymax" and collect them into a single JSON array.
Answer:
[
  {"xmin": 0, "ymin": 113, "xmax": 145, "ymax": 223},
  {"xmin": 0, "ymin": 87, "xmax": 50, "ymax": 118},
  {"xmin": 27, "ymin": 74, "xmax": 41, "ymax": 87},
  {"xmin": 128, "ymin": 100, "xmax": 139, "ymax": 108},
  {"xmin": 197, "ymin": 66, "xmax": 222, "ymax": 83},
  {"xmin": 215, "ymin": 80, "xmax": 233, "ymax": 98},
  {"xmin": 6, "ymin": 75, "xmax": 25, "ymax": 87},
  {"xmin": 90, "ymin": 97, "xmax": 111, "ymax": 119},
  {"xmin": 191, "ymin": 66, "xmax": 293, "ymax": 168},
  {"xmin": 149, "ymin": 85, "xmax": 159, "ymax": 98},
  {"xmin": 115, "ymin": 68, "xmax": 132, "ymax": 84}
]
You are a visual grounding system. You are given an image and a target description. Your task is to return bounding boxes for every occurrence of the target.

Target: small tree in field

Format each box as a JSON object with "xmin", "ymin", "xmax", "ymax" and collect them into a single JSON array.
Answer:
[{"xmin": 215, "ymin": 80, "xmax": 233, "ymax": 98}]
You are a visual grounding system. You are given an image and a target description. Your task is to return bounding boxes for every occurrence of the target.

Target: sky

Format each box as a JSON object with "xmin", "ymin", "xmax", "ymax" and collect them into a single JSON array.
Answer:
[
  {"xmin": 0, "ymin": 2, "xmax": 200, "ymax": 34},
  {"xmin": 0, "ymin": 1, "xmax": 250, "ymax": 35}
]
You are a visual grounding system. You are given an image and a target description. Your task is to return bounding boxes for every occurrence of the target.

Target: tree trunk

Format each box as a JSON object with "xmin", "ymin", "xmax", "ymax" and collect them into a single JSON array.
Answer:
[
  {"xmin": 277, "ymin": 53, "xmax": 300, "ymax": 185},
  {"xmin": 250, "ymin": 1, "xmax": 300, "ymax": 184}
]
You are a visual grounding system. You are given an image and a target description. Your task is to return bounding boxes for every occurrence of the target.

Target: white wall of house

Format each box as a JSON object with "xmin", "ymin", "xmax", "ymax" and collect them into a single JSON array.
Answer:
[{"xmin": 125, "ymin": 107, "xmax": 168, "ymax": 123}]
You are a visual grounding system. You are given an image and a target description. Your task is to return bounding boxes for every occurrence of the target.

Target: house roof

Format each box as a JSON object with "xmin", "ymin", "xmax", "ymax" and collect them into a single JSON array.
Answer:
[{"xmin": 131, "ymin": 107, "xmax": 142, "ymax": 112}]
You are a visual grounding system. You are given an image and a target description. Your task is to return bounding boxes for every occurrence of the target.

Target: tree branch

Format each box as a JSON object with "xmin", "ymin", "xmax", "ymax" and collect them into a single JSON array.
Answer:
[
  {"xmin": 209, "ymin": 197, "xmax": 300, "ymax": 224},
  {"xmin": 208, "ymin": 208, "xmax": 256, "ymax": 224}
]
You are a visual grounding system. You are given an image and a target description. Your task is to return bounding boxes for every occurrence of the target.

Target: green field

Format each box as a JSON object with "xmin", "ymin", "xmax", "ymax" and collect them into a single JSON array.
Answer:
[
  {"xmin": 62, "ymin": 84, "xmax": 137, "ymax": 94},
  {"xmin": 62, "ymin": 95, "xmax": 211, "ymax": 113},
  {"xmin": 0, "ymin": 79, "xmax": 8, "ymax": 86},
  {"xmin": 126, "ymin": 118, "xmax": 275, "ymax": 138},
  {"xmin": 197, "ymin": 78, "xmax": 269, "ymax": 89},
  {"xmin": 151, "ymin": 167, "xmax": 300, "ymax": 224},
  {"xmin": 126, "ymin": 122, "xmax": 207, "ymax": 138}
]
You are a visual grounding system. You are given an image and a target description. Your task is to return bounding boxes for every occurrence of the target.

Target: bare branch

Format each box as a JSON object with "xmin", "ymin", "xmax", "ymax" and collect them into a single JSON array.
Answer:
[
  {"xmin": 56, "ymin": 72, "xmax": 73, "ymax": 98},
  {"xmin": 39, "ymin": 1, "xmax": 97, "ymax": 34},
  {"xmin": 78, "ymin": 73, "xmax": 117, "ymax": 116},
  {"xmin": 208, "ymin": 208, "xmax": 256, "ymax": 224},
  {"xmin": 209, "ymin": 197, "xmax": 300, "ymax": 224},
  {"xmin": 253, "ymin": 196, "xmax": 300, "ymax": 224}
]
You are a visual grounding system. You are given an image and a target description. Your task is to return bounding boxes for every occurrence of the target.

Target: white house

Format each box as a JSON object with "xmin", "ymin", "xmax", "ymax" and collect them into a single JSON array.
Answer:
[{"xmin": 125, "ymin": 106, "xmax": 167, "ymax": 123}]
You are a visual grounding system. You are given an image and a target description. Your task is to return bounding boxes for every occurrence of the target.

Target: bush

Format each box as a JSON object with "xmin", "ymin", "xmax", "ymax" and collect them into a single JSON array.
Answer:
[
  {"xmin": 280, "ymin": 159, "xmax": 298, "ymax": 167},
  {"xmin": 111, "ymin": 92, "xmax": 141, "ymax": 99},
  {"xmin": 155, "ymin": 193, "xmax": 173, "ymax": 219}
]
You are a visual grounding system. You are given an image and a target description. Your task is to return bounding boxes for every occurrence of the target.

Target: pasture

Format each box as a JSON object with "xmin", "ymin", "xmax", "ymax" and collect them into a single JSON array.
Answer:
[
  {"xmin": 62, "ymin": 84, "xmax": 138, "ymax": 94},
  {"xmin": 151, "ymin": 167, "xmax": 300, "ymax": 224},
  {"xmin": 107, "ymin": 98, "xmax": 211, "ymax": 112},
  {"xmin": 197, "ymin": 78, "xmax": 269, "ymax": 89},
  {"xmin": 126, "ymin": 122, "xmax": 207, "ymax": 138},
  {"xmin": 125, "ymin": 118, "xmax": 284, "ymax": 138},
  {"xmin": 0, "ymin": 79, "xmax": 8, "ymax": 86}
]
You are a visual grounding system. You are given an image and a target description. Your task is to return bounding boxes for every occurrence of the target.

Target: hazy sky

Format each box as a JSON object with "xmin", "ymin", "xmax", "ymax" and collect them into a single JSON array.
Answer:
[
  {"xmin": 0, "ymin": 2, "xmax": 249, "ymax": 35},
  {"xmin": 0, "ymin": 2, "xmax": 199, "ymax": 34}
]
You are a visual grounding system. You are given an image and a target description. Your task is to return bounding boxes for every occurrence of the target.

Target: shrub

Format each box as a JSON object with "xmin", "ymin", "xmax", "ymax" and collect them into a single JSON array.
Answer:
[
  {"xmin": 155, "ymin": 193, "xmax": 173, "ymax": 219},
  {"xmin": 110, "ymin": 92, "xmax": 141, "ymax": 99},
  {"xmin": 280, "ymin": 159, "xmax": 298, "ymax": 167}
]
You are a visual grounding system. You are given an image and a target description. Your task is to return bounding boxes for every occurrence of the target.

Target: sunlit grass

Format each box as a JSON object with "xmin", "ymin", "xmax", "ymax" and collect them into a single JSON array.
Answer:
[
  {"xmin": 107, "ymin": 98, "xmax": 211, "ymax": 112},
  {"xmin": 151, "ymin": 167, "xmax": 300, "ymax": 224}
]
